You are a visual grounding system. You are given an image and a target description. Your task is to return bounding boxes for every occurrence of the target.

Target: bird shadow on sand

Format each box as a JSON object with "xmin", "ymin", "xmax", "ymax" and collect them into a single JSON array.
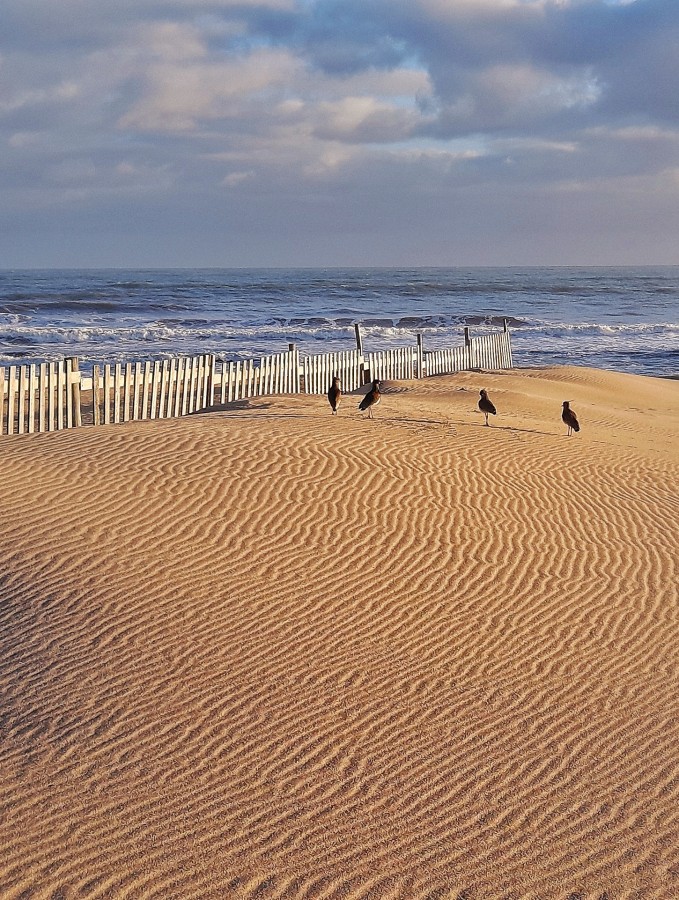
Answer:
[
  {"xmin": 376, "ymin": 415, "xmax": 552, "ymax": 436},
  {"xmin": 378, "ymin": 415, "xmax": 451, "ymax": 428},
  {"xmin": 211, "ymin": 400, "xmax": 275, "ymax": 413},
  {"xmin": 464, "ymin": 421, "xmax": 554, "ymax": 436}
]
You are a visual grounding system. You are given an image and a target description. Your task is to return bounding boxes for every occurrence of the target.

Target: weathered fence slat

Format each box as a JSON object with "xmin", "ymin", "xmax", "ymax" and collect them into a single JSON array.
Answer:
[
  {"xmin": 193, "ymin": 356, "xmax": 202, "ymax": 411},
  {"xmin": 56, "ymin": 364, "xmax": 65, "ymax": 431},
  {"xmin": 7, "ymin": 367, "xmax": 17, "ymax": 435},
  {"xmin": 226, "ymin": 361, "xmax": 234, "ymax": 404},
  {"xmin": 46, "ymin": 363, "xmax": 54, "ymax": 431},
  {"xmin": 165, "ymin": 360, "xmax": 175, "ymax": 418},
  {"xmin": 235, "ymin": 361, "xmax": 243, "ymax": 402},
  {"xmin": 202, "ymin": 356, "xmax": 210, "ymax": 409},
  {"xmin": 247, "ymin": 359, "xmax": 254, "ymax": 399},
  {"xmin": 194, "ymin": 355, "xmax": 201, "ymax": 409},
  {"xmin": 103, "ymin": 364, "xmax": 112, "ymax": 425},
  {"xmin": 174, "ymin": 359, "xmax": 183, "ymax": 417},
  {"xmin": 122, "ymin": 363, "xmax": 131, "ymax": 422},
  {"xmin": 208, "ymin": 356, "xmax": 216, "ymax": 408},
  {"xmin": 158, "ymin": 360, "xmax": 168, "ymax": 419},
  {"xmin": 72, "ymin": 358, "xmax": 82, "ymax": 427},
  {"xmin": 197, "ymin": 355, "xmax": 205, "ymax": 408},
  {"xmin": 91, "ymin": 365, "xmax": 100, "ymax": 426},
  {"xmin": 38, "ymin": 364, "xmax": 46, "ymax": 432},
  {"xmin": 149, "ymin": 361, "xmax": 161, "ymax": 419},
  {"xmin": 180, "ymin": 359, "xmax": 190, "ymax": 415},
  {"xmin": 113, "ymin": 363, "xmax": 122, "ymax": 424},
  {"xmin": 17, "ymin": 366, "xmax": 27, "ymax": 435},
  {"xmin": 65, "ymin": 359, "xmax": 73, "ymax": 428},
  {"xmin": 219, "ymin": 360, "xmax": 226, "ymax": 405},
  {"xmin": 27, "ymin": 364, "xmax": 36, "ymax": 434},
  {"xmin": 186, "ymin": 357, "xmax": 195, "ymax": 413}
]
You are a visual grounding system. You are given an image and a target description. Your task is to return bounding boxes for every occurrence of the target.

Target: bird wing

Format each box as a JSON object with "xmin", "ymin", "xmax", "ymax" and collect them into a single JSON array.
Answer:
[
  {"xmin": 563, "ymin": 409, "xmax": 580, "ymax": 430},
  {"xmin": 359, "ymin": 389, "xmax": 376, "ymax": 410}
]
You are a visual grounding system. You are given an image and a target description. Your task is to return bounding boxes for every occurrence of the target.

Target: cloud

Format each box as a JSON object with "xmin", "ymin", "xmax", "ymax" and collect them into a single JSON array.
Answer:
[
  {"xmin": 2, "ymin": 0, "xmax": 679, "ymax": 264},
  {"xmin": 120, "ymin": 43, "xmax": 302, "ymax": 131}
]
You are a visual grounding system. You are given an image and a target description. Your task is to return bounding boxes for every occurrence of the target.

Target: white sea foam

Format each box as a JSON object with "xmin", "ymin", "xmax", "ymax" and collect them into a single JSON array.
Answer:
[{"xmin": 1, "ymin": 268, "xmax": 677, "ymax": 376}]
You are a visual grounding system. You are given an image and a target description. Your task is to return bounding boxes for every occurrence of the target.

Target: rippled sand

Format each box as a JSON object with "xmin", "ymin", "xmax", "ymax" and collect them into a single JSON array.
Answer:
[{"xmin": 1, "ymin": 367, "xmax": 678, "ymax": 898}]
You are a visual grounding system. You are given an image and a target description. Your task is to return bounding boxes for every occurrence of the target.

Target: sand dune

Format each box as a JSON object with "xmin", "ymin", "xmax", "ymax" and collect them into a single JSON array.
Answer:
[{"xmin": 1, "ymin": 366, "xmax": 678, "ymax": 898}]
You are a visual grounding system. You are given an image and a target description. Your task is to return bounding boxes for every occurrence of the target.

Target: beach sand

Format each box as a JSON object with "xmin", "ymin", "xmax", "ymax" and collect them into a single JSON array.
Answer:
[{"xmin": 1, "ymin": 366, "xmax": 678, "ymax": 898}]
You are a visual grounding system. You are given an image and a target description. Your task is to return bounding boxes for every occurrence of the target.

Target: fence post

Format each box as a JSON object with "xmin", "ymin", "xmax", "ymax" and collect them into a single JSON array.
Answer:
[
  {"xmin": 355, "ymin": 323, "xmax": 368, "ymax": 384},
  {"xmin": 92, "ymin": 365, "xmax": 101, "ymax": 426},
  {"xmin": 69, "ymin": 357, "xmax": 82, "ymax": 427},
  {"xmin": 354, "ymin": 323, "xmax": 363, "ymax": 354},
  {"xmin": 416, "ymin": 334, "xmax": 424, "ymax": 379},
  {"xmin": 464, "ymin": 326, "xmax": 472, "ymax": 369}
]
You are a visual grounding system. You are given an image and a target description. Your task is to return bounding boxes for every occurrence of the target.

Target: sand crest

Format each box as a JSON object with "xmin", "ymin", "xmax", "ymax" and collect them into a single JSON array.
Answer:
[{"xmin": 1, "ymin": 366, "xmax": 678, "ymax": 898}]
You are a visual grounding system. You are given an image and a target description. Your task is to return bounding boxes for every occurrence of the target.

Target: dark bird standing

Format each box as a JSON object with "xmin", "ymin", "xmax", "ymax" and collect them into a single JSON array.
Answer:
[
  {"xmin": 328, "ymin": 375, "xmax": 341, "ymax": 415},
  {"xmin": 359, "ymin": 379, "xmax": 381, "ymax": 419},
  {"xmin": 478, "ymin": 389, "xmax": 497, "ymax": 426},
  {"xmin": 562, "ymin": 401, "xmax": 580, "ymax": 436}
]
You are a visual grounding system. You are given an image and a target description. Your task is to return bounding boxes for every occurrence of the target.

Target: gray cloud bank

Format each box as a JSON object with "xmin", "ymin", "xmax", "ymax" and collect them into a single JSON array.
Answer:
[{"xmin": 1, "ymin": 0, "xmax": 678, "ymax": 266}]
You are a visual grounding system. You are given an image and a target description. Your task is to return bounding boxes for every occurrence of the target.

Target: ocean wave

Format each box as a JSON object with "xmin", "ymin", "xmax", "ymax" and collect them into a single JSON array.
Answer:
[
  {"xmin": 1, "ymin": 318, "xmax": 677, "ymax": 349},
  {"xmin": 1, "ymin": 263, "xmax": 678, "ymax": 378}
]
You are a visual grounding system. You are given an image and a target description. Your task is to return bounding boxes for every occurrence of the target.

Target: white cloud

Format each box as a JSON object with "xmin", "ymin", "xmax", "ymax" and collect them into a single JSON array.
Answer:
[{"xmin": 119, "ymin": 45, "xmax": 301, "ymax": 131}]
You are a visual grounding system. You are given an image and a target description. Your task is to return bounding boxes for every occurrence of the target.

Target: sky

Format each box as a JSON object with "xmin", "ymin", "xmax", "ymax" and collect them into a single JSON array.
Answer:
[{"xmin": 1, "ymin": 0, "xmax": 679, "ymax": 267}]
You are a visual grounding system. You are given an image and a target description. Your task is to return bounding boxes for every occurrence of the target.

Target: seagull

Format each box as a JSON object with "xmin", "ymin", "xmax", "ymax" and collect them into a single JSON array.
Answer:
[
  {"xmin": 478, "ymin": 389, "xmax": 496, "ymax": 426},
  {"xmin": 562, "ymin": 401, "xmax": 580, "ymax": 436},
  {"xmin": 359, "ymin": 379, "xmax": 382, "ymax": 419},
  {"xmin": 328, "ymin": 375, "xmax": 341, "ymax": 415}
]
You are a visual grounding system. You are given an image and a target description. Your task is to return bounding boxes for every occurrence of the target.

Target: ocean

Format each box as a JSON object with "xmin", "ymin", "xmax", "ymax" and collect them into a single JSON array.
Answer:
[{"xmin": 1, "ymin": 268, "xmax": 677, "ymax": 377}]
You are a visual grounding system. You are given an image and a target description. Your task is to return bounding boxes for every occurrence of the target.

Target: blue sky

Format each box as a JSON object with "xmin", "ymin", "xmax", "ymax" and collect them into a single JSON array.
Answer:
[{"xmin": 1, "ymin": 0, "xmax": 678, "ymax": 266}]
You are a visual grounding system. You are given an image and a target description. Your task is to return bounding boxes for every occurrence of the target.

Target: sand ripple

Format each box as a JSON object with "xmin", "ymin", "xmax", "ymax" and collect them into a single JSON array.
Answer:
[{"xmin": 1, "ymin": 367, "xmax": 678, "ymax": 897}]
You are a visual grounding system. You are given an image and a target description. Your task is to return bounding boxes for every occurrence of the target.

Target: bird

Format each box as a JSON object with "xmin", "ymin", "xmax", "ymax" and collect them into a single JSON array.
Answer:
[
  {"xmin": 328, "ymin": 375, "xmax": 341, "ymax": 415},
  {"xmin": 478, "ymin": 389, "xmax": 496, "ymax": 426},
  {"xmin": 562, "ymin": 401, "xmax": 580, "ymax": 436},
  {"xmin": 359, "ymin": 379, "xmax": 381, "ymax": 419}
]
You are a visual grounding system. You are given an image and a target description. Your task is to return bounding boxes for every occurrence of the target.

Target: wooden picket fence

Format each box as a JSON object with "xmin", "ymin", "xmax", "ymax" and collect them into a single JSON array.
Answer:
[
  {"xmin": 89, "ymin": 355, "xmax": 216, "ymax": 426},
  {"xmin": 218, "ymin": 348, "xmax": 300, "ymax": 403},
  {"xmin": 1, "ymin": 323, "xmax": 513, "ymax": 436},
  {"xmin": 0, "ymin": 359, "xmax": 82, "ymax": 435},
  {"xmin": 368, "ymin": 346, "xmax": 417, "ymax": 383},
  {"xmin": 302, "ymin": 349, "xmax": 364, "ymax": 395},
  {"xmin": 427, "ymin": 326, "xmax": 513, "ymax": 376}
]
